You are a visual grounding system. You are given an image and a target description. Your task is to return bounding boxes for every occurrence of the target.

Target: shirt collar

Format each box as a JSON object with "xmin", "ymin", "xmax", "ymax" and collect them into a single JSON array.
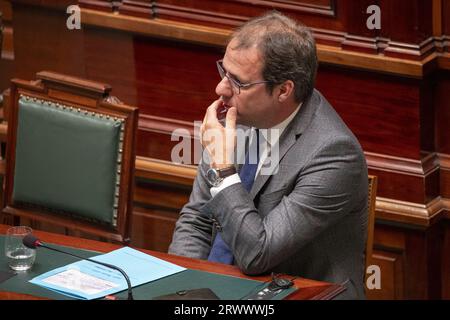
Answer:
[{"xmin": 256, "ymin": 102, "xmax": 302, "ymax": 146}]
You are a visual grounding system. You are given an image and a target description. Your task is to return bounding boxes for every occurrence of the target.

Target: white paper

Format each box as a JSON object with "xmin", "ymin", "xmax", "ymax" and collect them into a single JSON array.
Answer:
[{"xmin": 42, "ymin": 268, "xmax": 119, "ymax": 295}]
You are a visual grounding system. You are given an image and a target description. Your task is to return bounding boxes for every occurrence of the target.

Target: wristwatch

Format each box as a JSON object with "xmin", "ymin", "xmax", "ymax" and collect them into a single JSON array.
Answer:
[{"xmin": 206, "ymin": 166, "xmax": 236, "ymax": 187}]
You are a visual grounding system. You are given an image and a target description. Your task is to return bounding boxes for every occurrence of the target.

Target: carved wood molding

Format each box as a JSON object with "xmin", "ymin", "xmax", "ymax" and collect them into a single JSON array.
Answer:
[
  {"xmin": 137, "ymin": 115, "xmax": 447, "ymax": 179},
  {"xmin": 132, "ymin": 115, "xmax": 450, "ymax": 227},
  {"xmin": 138, "ymin": 114, "xmax": 196, "ymax": 137},
  {"xmin": 134, "ymin": 116, "xmax": 450, "ymax": 226},
  {"xmin": 0, "ymin": 0, "xmax": 13, "ymax": 61},
  {"xmin": 227, "ymin": 0, "xmax": 336, "ymax": 17},
  {"xmin": 342, "ymin": 35, "xmax": 449, "ymax": 61},
  {"xmin": 80, "ymin": 8, "xmax": 449, "ymax": 77},
  {"xmin": 80, "ymin": 0, "xmax": 337, "ymax": 17},
  {"xmin": 78, "ymin": 0, "xmax": 116, "ymax": 12},
  {"xmin": 135, "ymin": 156, "xmax": 197, "ymax": 186},
  {"xmin": 153, "ymin": 3, "xmax": 246, "ymax": 28},
  {"xmin": 376, "ymin": 196, "xmax": 447, "ymax": 227},
  {"xmin": 365, "ymin": 151, "xmax": 440, "ymax": 177},
  {"xmin": 119, "ymin": 0, "xmax": 153, "ymax": 18},
  {"xmin": 137, "ymin": 116, "xmax": 446, "ymax": 178},
  {"xmin": 151, "ymin": 0, "xmax": 336, "ymax": 28},
  {"xmin": 132, "ymin": 156, "xmax": 449, "ymax": 227},
  {"xmin": 80, "ymin": 0, "xmax": 449, "ymax": 72},
  {"xmin": 438, "ymin": 153, "xmax": 450, "ymax": 169}
]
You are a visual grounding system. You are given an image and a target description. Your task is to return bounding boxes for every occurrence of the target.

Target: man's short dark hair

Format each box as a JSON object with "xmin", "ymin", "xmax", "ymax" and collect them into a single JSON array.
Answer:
[{"xmin": 230, "ymin": 11, "xmax": 318, "ymax": 103}]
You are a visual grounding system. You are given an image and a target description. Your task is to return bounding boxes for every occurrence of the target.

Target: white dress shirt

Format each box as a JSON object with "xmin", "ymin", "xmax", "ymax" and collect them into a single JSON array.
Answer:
[{"xmin": 210, "ymin": 104, "xmax": 301, "ymax": 197}]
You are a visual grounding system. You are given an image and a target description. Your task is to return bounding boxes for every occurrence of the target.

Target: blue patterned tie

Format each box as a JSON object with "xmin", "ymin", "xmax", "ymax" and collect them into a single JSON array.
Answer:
[{"xmin": 208, "ymin": 129, "xmax": 259, "ymax": 264}]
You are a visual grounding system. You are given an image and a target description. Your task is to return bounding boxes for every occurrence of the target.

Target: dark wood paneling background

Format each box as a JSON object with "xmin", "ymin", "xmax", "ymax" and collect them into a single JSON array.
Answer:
[{"xmin": 1, "ymin": 0, "xmax": 449, "ymax": 299}]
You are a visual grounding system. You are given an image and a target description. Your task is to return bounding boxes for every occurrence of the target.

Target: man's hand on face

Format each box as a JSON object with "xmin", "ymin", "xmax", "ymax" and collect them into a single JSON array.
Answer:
[{"xmin": 200, "ymin": 99, "xmax": 237, "ymax": 170}]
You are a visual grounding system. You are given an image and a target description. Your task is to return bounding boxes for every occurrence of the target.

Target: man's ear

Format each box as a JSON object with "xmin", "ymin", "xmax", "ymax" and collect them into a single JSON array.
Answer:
[{"xmin": 277, "ymin": 80, "xmax": 295, "ymax": 103}]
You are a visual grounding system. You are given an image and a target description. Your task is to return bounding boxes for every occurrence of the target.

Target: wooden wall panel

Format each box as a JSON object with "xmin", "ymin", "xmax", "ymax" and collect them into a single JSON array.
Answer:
[
  {"xmin": 368, "ymin": 168, "xmax": 435, "ymax": 204},
  {"xmin": 11, "ymin": 2, "xmax": 85, "ymax": 80},
  {"xmin": 435, "ymin": 71, "xmax": 450, "ymax": 155},
  {"xmin": 83, "ymin": 26, "xmax": 137, "ymax": 106},
  {"xmin": 136, "ymin": 130, "xmax": 197, "ymax": 162},
  {"xmin": 443, "ymin": 0, "xmax": 450, "ymax": 37},
  {"xmin": 131, "ymin": 207, "xmax": 178, "ymax": 253},
  {"xmin": 442, "ymin": 168, "xmax": 450, "ymax": 199},
  {"xmin": 133, "ymin": 37, "xmax": 220, "ymax": 121},
  {"xmin": 316, "ymin": 66, "xmax": 422, "ymax": 159},
  {"xmin": 134, "ymin": 178, "xmax": 191, "ymax": 210},
  {"xmin": 113, "ymin": 0, "xmax": 439, "ymax": 60},
  {"xmin": 367, "ymin": 251, "xmax": 404, "ymax": 300},
  {"xmin": 379, "ymin": 0, "xmax": 433, "ymax": 44},
  {"xmin": 373, "ymin": 223, "xmax": 443, "ymax": 299},
  {"xmin": 0, "ymin": 0, "xmax": 14, "ymax": 92},
  {"xmin": 443, "ymin": 220, "xmax": 450, "ymax": 299},
  {"xmin": 151, "ymin": 0, "xmax": 340, "ymax": 28},
  {"xmin": 131, "ymin": 178, "xmax": 191, "ymax": 252}
]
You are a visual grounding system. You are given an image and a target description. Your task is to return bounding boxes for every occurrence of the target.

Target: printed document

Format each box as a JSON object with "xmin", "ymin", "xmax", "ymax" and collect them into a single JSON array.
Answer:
[{"xmin": 29, "ymin": 247, "xmax": 186, "ymax": 300}]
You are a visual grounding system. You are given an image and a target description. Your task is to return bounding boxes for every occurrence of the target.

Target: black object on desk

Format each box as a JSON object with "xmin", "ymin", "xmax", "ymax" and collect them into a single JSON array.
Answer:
[{"xmin": 153, "ymin": 288, "xmax": 220, "ymax": 300}]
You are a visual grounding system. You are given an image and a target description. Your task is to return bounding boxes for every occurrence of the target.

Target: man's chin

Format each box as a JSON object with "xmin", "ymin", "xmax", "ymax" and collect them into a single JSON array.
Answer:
[
  {"xmin": 235, "ymin": 115, "xmax": 246, "ymax": 126},
  {"xmin": 236, "ymin": 118, "xmax": 252, "ymax": 128},
  {"xmin": 235, "ymin": 113, "xmax": 257, "ymax": 128}
]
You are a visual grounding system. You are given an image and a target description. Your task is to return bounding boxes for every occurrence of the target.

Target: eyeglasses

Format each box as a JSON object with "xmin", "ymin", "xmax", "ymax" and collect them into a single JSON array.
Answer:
[{"xmin": 216, "ymin": 60, "xmax": 270, "ymax": 94}]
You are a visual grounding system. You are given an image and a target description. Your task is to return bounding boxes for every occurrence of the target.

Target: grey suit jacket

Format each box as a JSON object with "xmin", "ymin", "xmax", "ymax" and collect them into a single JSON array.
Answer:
[{"xmin": 168, "ymin": 89, "xmax": 368, "ymax": 299}]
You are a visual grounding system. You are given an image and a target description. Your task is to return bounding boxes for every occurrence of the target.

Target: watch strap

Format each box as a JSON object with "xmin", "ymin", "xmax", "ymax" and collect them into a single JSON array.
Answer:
[{"xmin": 217, "ymin": 166, "xmax": 236, "ymax": 178}]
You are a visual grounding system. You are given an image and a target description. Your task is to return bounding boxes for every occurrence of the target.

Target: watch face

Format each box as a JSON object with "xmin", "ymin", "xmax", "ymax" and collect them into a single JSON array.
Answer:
[{"xmin": 206, "ymin": 168, "xmax": 219, "ymax": 185}]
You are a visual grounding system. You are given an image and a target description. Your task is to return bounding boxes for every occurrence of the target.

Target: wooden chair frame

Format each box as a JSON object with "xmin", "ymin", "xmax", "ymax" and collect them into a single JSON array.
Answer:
[
  {"xmin": 365, "ymin": 175, "xmax": 378, "ymax": 292},
  {"xmin": 2, "ymin": 71, "xmax": 138, "ymax": 244}
]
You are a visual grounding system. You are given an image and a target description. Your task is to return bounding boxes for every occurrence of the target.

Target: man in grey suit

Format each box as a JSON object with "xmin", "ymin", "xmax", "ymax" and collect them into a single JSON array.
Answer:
[{"xmin": 168, "ymin": 11, "xmax": 368, "ymax": 299}]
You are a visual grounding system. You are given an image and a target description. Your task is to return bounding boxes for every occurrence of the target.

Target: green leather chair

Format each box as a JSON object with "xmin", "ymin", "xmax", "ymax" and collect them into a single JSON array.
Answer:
[{"xmin": 2, "ymin": 71, "xmax": 138, "ymax": 244}]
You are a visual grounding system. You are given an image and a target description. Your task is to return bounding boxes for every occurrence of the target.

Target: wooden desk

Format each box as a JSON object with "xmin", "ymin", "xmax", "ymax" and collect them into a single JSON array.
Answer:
[{"xmin": 0, "ymin": 224, "xmax": 344, "ymax": 300}]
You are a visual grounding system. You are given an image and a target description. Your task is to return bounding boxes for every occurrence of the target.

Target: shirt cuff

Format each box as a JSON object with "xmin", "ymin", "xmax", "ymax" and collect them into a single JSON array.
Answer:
[{"xmin": 210, "ymin": 173, "xmax": 241, "ymax": 197}]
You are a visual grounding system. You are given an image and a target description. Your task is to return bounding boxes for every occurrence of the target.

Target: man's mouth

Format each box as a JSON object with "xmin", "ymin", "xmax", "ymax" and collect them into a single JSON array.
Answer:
[{"xmin": 217, "ymin": 101, "xmax": 232, "ymax": 120}]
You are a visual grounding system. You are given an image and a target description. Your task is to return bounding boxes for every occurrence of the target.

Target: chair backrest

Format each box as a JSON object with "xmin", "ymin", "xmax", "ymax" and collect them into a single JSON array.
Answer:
[
  {"xmin": 2, "ymin": 71, "xmax": 138, "ymax": 244},
  {"xmin": 365, "ymin": 175, "xmax": 378, "ymax": 288}
]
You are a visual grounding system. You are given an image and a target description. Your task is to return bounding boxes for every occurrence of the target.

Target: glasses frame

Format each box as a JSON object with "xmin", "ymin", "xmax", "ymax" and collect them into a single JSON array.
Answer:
[{"xmin": 216, "ymin": 60, "xmax": 270, "ymax": 94}]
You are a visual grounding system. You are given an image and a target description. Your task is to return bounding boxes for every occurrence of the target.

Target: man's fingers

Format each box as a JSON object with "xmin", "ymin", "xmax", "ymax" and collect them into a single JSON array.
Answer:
[
  {"xmin": 225, "ymin": 107, "xmax": 237, "ymax": 131},
  {"xmin": 204, "ymin": 99, "xmax": 222, "ymax": 126}
]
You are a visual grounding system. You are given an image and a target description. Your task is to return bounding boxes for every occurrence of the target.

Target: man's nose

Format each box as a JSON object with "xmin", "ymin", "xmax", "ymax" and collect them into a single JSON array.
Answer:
[{"xmin": 215, "ymin": 77, "xmax": 233, "ymax": 98}]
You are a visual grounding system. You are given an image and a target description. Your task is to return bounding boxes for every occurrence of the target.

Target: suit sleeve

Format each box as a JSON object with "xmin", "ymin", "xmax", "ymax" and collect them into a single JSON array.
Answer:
[
  {"xmin": 201, "ymin": 135, "xmax": 367, "ymax": 275},
  {"xmin": 168, "ymin": 158, "xmax": 214, "ymax": 259}
]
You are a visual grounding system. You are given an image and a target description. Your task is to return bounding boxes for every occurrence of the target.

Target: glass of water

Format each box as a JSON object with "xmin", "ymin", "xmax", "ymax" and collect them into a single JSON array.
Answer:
[{"xmin": 4, "ymin": 226, "xmax": 36, "ymax": 271}]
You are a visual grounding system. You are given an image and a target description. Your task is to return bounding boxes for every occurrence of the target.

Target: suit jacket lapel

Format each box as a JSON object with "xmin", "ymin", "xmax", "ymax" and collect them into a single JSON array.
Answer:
[{"xmin": 249, "ymin": 90, "xmax": 319, "ymax": 199}]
